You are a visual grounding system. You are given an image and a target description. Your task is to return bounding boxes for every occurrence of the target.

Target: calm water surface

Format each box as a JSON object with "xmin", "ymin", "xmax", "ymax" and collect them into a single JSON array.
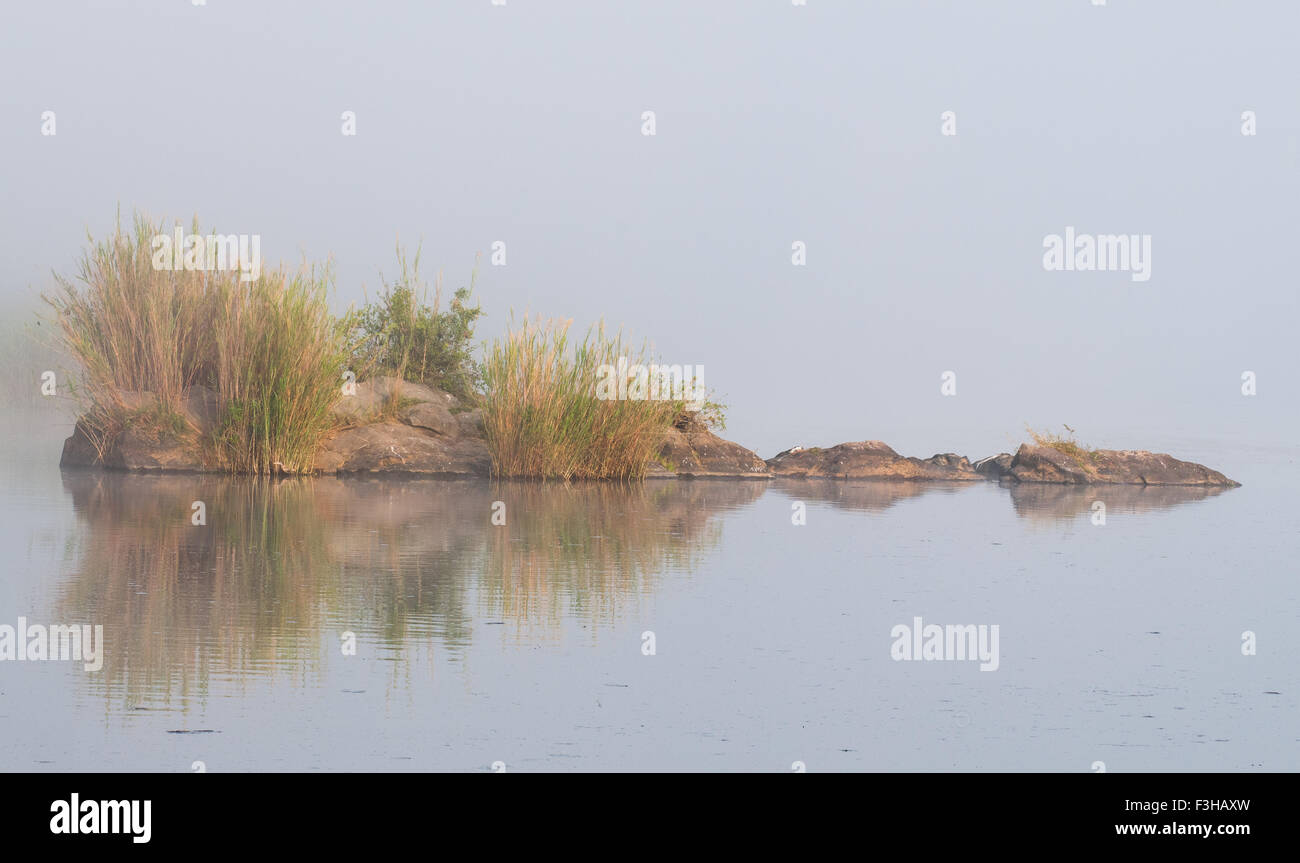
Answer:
[{"xmin": 1, "ymin": 420, "xmax": 1296, "ymax": 772}]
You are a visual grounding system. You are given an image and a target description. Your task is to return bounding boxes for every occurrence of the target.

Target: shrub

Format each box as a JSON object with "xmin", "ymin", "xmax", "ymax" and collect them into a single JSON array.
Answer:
[{"xmin": 343, "ymin": 246, "xmax": 483, "ymax": 402}]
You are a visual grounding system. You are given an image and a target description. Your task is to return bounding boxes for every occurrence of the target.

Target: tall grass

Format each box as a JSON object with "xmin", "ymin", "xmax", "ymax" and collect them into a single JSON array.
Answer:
[
  {"xmin": 45, "ymin": 212, "xmax": 349, "ymax": 473},
  {"xmin": 481, "ymin": 318, "xmax": 678, "ymax": 480},
  {"xmin": 211, "ymin": 267, "xmax": 349, "ymax": 473},
  {"xmin": 45, "ymin": 214, "xmax": 212, "ymax": 449}
]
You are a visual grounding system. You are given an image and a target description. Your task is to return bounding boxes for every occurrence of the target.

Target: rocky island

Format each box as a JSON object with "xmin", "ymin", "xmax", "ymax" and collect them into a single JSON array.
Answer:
[
  {"xmin": 48, "ymin": 213, "xmax": 1240, "ymax": 489},
  {"xmin": 60, "ymin": 376, "xmax": 1239, "ymax": 487}
]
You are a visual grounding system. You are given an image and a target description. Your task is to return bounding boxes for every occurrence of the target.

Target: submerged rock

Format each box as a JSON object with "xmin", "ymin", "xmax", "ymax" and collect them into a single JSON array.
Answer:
[
  {"xmin": 1003, "ymin": 444, "xmax": 1239, "ymax": 486},
  {"xmin": 765, "ymin": 441, "xmax": 981, "ymax": 480}
]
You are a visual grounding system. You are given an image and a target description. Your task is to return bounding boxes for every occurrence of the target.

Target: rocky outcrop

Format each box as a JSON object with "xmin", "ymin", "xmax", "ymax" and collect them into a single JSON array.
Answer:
[
  {"xmin": 316, "ymin": 377, "xmax": 488, "ymax": 476},
  {"xmin": 1002, "ymin": 444, "xmax": 1239, "ymax": 486},
  {"xmin": 648, "ymin": 414, "xmax": 770, "ymax": 479},
  {"xmin": 59, "ymin": 386, "xmax": 217, "ymax": 473},
  {"xmin": 61, "ymin": 421, "xmax": 209, "ymax": 472},
  {"xmin": 972, "ymin": 453, "xmax": 1014, "ymax": 479},
  {"xmin": 59, "ymin": 386, "xmax": 1240, "ymax": 486},
  {"xmin": 60, "ymin": 377, "xmax": 491, "ymax": 477},
  {"xmin": 315, "ymin": 419, "xmax": 489, "ymax": 476},
  {"xmin": 60, "ymin": 378, "xmax": 767, "ymax": 479},
  {"xmin": 765, "ymin": 441, "xmax": 982, "ymax": 480}
]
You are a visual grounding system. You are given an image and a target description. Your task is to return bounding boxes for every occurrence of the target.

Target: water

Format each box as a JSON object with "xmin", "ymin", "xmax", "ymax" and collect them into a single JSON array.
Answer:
[{"xmin": 1, "ymin": 419, "xmax": 1296, "ymax": 772}]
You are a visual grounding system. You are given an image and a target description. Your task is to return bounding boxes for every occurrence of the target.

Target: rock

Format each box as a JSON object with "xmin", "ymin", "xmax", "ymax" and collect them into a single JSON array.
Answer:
[
  {"xmin": 766, "ymin": 441, "xmax": 981, "ymax": 480},
  {"xmin": 330, "ymin": 375, "xmax": 463, "ymax": 427},
  {"xmin": 330, "ymin": 384, "xmax": 386, "ymax": 426},
  {"xmin": 60, "ymin": 420, "xmax": 105, "ymax": 468},
  {"xmin": 400, "ymin": 400, "xmax": 456, "ymax": 436},
  {"xmin": 103, "ymin": 427, "xmax": 205, "ymax": 472},
  {"xmin": 926, "ymin": 453, "xmax": 972, "ymax": 470},
  {"xmin": 1004, "ymin": 444, "xmax": 1239, "ymax": 486},
  {"xmin": 181, "ymin": 385, "xmax": 221, "ymax": 436},
  {"xmin": 455, "ymin": 408, "xmax": 484, "ymax": 438},
  {"xmin": 973, "ymin": 453, "xmax": 1014, "ymax": 479},
  {"xmin": 652, "ymin": 415, "xmax": 769, "ymax": 478},
  {"xmin": 371, "ymin": 376, "xmax": 462, "ymax": 411},
  {"xmin": 59, "ymin": 394, "xmax": 209, "ymax": 472},
  {"xmin": 61, "ymin": 376, "xmax": 490, "ymax": 476},
  {"xmin": 315, "ymin": 420, "xmax": 490, "ymax": 476}
]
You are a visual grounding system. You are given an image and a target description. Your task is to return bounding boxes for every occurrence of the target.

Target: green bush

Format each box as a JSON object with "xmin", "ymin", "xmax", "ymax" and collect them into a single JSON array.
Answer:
[{"xmin": 344, "ymin": 246, "xmax": 483, "ymax": 401}]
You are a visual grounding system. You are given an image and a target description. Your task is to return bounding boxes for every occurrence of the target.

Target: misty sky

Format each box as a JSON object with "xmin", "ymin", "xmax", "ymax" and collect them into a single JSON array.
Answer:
[{"xmin": 2, "ymin": 0, "xmax": 1296, "ymax": 466}]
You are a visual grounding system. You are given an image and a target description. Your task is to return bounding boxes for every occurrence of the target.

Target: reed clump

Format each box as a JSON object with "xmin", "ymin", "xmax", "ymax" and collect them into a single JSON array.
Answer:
[
  {"xmin": 45, "ymin": 212, "xmax": 349, "ymax": 473},
  {"xmin": 210, "ymin": 266, "xmax": 349, "ymax": 473},
  {"xmin": 481, "ymin": 318, "xmax": 679, "ymax": 480}
]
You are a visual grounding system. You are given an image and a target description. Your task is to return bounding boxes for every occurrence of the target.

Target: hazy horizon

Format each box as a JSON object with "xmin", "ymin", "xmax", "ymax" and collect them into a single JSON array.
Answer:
[{"xmin": 2, "ymin": 0, "xmax": 1295, "ymax": 472}]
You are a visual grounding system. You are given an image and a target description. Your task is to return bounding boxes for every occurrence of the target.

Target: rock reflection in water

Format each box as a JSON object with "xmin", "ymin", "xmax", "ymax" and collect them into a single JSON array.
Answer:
[
  {"xmin": 769, "ymin": 478, "xmax": 976, "ymax": 512},
  {"xmin": 1006, "ymin": 481, "xmax": 1231, "ymax": 523}
]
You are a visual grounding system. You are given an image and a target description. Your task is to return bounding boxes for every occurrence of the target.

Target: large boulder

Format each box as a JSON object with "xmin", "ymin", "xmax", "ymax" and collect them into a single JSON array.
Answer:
[
  {"xmin": 973, "ymin": 452, "xmax": 1014, "ymax": 479},
  {"xmin": 455, "ymin": 408, "xmax": 484, "ymax": 438},
  {"xmin": 315, "ymin": 420, "xmax": 490, "ymax": 476},
  {"xmin": 60, "ymin": 420, "xmax": 106, "ymax": 468},
  {"xmin": 59, "ymin": 391, "xmax": 209, "ymax": 472},
  {"xmin": 399, "ymin": 399, "xmax": 457, "ymax": 436},
  {"xmin": 104, "ymin": 427, "xmax": 205, "ymax": 472},
  {"xmin": 649, "ymin": 414, "xmax": 770, "ymax": 478},
  {"xmin": 329, "ymin": 375, "xmax": 460, "ymax": 425},
  {"xmin": 765, "ymin": 441, "xmax": 981, "ymax": 480},
  {"xmin": 1004, "ymin": 444, "xmax": 1238, "ymax": 485},
  {"xmin": 317, "ymin": 380, "xmax": 487, "ymax": 475}
]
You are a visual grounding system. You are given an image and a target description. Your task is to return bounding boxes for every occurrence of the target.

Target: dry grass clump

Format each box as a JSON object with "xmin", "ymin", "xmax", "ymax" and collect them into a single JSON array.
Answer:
[
  {"xmin": 45, "ymin": 212, "xmax": 348, "ymax": 473},
  {"xmin": 481, "ymin": 318, "xmax": 678, "ymax": 480},
  {"xmin": 1024, "ymin": 424, "xmax": 1099, "ymax": 471}
]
